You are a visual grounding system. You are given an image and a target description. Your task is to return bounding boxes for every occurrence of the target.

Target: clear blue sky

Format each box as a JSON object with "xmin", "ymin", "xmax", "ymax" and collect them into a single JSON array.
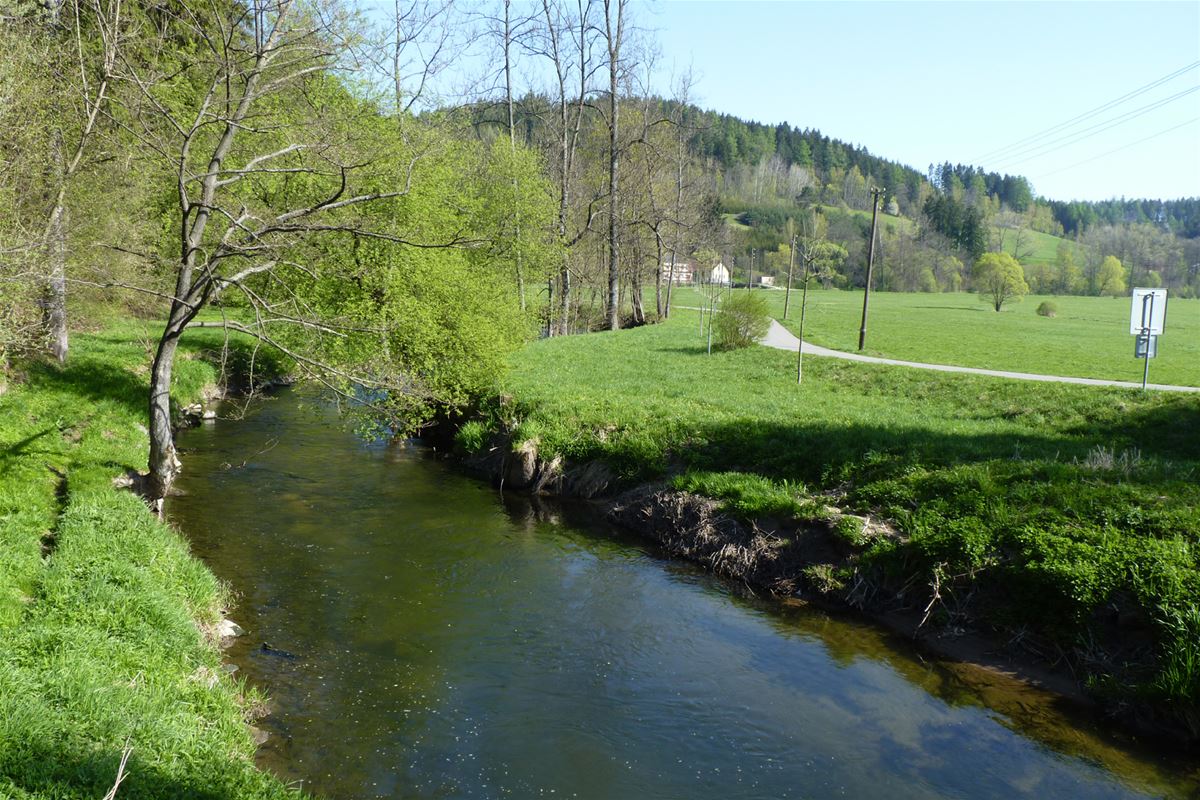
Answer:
[{"xmin": 645, "ymin": 1, "xmax": 1199, "ymax": 202}]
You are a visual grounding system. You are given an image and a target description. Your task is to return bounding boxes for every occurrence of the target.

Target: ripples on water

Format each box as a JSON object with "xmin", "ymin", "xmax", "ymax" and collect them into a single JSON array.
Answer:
[{"xmin": 170, "ymin": 391, "xmax": 1200, "ymax": 799}]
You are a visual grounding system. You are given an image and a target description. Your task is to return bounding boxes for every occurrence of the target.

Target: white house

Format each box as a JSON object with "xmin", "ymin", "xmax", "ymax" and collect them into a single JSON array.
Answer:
[
  {"xmin": 661, "ymin": 260, "xmax": 694, "ymax": 284},
  {"xmin": 709, "ymin": 262, "xmax": 731, "ymax": 285}
]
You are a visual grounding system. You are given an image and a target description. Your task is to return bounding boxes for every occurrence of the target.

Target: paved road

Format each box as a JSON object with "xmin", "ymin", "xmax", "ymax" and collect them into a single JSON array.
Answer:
[{"xmin": 758, "ymin": 319, "xmax": 1200, "ymax": 393}]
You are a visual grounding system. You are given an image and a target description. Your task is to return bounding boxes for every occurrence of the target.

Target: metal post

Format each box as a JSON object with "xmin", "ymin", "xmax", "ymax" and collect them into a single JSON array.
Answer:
[
  {"xmin": 1141, "ymin": 293, "xmax": 1154, "ymax": 390},
  {"xmin": 706, "ymin": 280, "xmax": 714, "ymax": 354},
  {"xmin": 858, "ymin": 187, "xmax": 882, "ymax": 351}
]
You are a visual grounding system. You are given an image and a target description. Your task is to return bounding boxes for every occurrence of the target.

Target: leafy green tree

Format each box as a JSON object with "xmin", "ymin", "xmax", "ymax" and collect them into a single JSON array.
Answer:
[
  {"xmin": 974, "ymin": 252, "xmax": 1029, "ymax": 311},
  {"xmin": 1097, "ymin": 255, "xmax": 1127, "ymax": 296},
  {"xmin": 1053, "ymin": 239, "xmax": 1082, "ymax": 294},
  {"xmin": 809, "ymin": 240, "xmax": 849, "ymax": 288}
]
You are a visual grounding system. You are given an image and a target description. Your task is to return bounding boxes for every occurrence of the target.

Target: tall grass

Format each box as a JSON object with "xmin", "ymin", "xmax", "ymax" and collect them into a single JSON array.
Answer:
[{"xmin": 0, "ymin": 323, "xmax": 298, "ymax": 799}]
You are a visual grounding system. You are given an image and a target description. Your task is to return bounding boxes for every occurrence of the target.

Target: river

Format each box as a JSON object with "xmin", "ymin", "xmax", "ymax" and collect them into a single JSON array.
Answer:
[{"xmin": 169, "ymin": 390, "xmax": 1199, "ymax": 799}]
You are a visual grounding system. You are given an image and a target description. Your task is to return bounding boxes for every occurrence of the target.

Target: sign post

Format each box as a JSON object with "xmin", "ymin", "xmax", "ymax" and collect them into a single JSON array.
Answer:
[{"xmin": 1130, "ymin": 288, "xmax": 1167, "ymax": 390}]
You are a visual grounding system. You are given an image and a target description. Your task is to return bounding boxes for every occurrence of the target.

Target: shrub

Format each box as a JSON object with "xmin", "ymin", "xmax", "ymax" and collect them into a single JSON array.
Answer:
[
  {"xmin": 713, "ymin": 291, "xmax": 770, "ymax": 350},
  {"xmin": 1036, "ymin": 301, "xmax": 1058, "ymax": 318},
  {"xmin": 454, "ymin": 420, "xmax": 488, "ymax": 453}
]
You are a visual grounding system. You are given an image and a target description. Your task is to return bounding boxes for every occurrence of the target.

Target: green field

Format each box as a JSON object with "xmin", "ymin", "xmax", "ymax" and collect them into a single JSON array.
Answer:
[
  {"xmin": 0, "ymin": 325, "xmax": 296, "ymax": 799},
  {"xmin": 669, "ymin": 287, "xmax": 1200, "ymax": 387},
  {"xmin": 480, "ymin": 311, "xmax": 1200, "ymax": 712}
]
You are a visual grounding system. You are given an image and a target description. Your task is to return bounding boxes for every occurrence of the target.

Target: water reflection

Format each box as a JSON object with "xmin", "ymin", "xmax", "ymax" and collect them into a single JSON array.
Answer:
[{"xmin": 171, "ymin": 392, "xmax": 1199, "ymax": 799}]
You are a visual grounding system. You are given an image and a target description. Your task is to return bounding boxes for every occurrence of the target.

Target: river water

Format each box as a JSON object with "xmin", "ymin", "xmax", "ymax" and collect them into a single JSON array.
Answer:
[{"xmin": 169, "ymin": 391, "xmax": 1199, "ymax": 799}]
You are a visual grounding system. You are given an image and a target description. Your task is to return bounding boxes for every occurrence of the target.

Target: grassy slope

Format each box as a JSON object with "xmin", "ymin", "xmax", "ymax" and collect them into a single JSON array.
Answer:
[
  {"xmin": 669, "ymin": 286, "xmax": 1200, "ymax": 387},
  {"xmin": 0, "ymin": 324, "xmax": 297, "ymax": 799},
  {"xmin": 490, "ymin": 311, "xmax": 1200, "ymax": 707},
  {"xmin": 999, "ymin": 226, "xmax": 1077, "ymax": 266}
]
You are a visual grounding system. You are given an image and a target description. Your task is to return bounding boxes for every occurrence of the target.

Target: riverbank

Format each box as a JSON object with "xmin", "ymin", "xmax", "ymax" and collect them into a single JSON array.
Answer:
[
  {"xmin": 0, "ymin": 323, "xmax": 298, "ymax": 798},
  {"xmin": 457, "ymin": 309, "xmax": 1200, "ymax": 745}
]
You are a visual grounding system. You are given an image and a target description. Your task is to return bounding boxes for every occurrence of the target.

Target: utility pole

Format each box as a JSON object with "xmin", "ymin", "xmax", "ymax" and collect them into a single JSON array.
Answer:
[
  {"xmin": 857, "ymin": 187, "xmax": 883, "ymax": 352},
  {"xmin": 748, "ymin": 249, "xmax": 755, "ymax": 291},
  {"xmin": 784, "ymin": 233, "xmax": 796, "ymax": 319}
]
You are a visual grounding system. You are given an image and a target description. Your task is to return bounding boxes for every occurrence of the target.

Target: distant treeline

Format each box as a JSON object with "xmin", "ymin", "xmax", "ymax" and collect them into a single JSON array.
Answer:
[{"xmin": 667, "ymin": 108, "xmax": 1198, "ymax": 238}]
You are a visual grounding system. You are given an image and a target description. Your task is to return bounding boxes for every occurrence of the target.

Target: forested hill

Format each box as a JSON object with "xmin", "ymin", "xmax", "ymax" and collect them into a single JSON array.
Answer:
[{"xmin": 674, "ymin": 104, "xmax": 1199, "ymax": 238}]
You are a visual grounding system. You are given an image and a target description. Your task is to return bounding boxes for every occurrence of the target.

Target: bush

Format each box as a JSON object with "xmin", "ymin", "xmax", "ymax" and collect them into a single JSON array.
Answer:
[
  {"xmin": 454, "ymin": 420, "xmax": 488, "ymax": 453},
  {"xmin": 1036, "ymin": 300, "xmax": 1058, "ymax": 318},
  {"xmin": 713, "ymin": 291, "xmax": 770, "ymax": 350}
]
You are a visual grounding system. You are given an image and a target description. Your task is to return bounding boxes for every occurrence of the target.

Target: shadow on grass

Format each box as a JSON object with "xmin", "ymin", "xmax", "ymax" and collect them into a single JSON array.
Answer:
[
  {"xmin": 1067, "ymin": 397, "xmax": 1200, "ymax": 463},
  {"xmin": 1, "ymin": 743, "xmax": 260, "ymax": 800},
  {"xmin": 651, "ymin": 345, "xmax": 715, "ymax": 356},
  {"xmin": 24, "ymin": 357, "xmax": 148, "ymax": 417},
  {"xmin": 19, "ymin": 332, "xmax": 290, "ymax": 421},
  {"xmin": 0, "ymin": 427, "xmax": 58, "ymax": 478},
  {"xmin": 674, "ymin": 417, "xmax": 1082, "ymax": 485}
]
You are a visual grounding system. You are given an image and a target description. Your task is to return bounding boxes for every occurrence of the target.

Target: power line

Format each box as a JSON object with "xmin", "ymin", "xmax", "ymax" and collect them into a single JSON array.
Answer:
[
  {"xmin": 969, "ymin": 60, "xmax": 1200, "ymax": 163},
  {"xmin": 989, "ymin": 84, "xmax": 1199, "ymax": 170},
  {"xmin": 1035, "ymin": 116, "xmax": 1199, "ymax": 180}
]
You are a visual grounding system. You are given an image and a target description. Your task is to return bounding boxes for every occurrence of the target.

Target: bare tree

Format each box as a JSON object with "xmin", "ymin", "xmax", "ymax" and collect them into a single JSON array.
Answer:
[
  {"xmin": 26, "ymin": 0, "xmax": 123, "ymax": 362},
  {"xmin": 533, "ymin": 0, "xmax": 600, "ymax": 335},
  {"xmin": 111, "ymin": 0, "xmax": 473, "ymax": 504},
  {"xmin": 600, "ymin": 0, "xmax": 626, "ymax": 330}
]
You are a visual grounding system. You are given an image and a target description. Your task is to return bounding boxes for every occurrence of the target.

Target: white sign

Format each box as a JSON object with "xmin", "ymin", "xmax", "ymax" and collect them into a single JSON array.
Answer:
[{"xmin": 1130, "ymin": 288, "xmax": 1167, "ymax": 335}]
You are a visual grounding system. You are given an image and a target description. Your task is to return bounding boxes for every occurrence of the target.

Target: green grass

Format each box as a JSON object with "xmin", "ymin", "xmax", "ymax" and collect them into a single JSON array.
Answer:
[
  {"xmin": 669, "ymin": 286, "xmax": 1200, "ymax": 387},
  {"xmin": 491, "ymin": 311, "xmax": 1200, "ymax": 707},
  {"xmin": 0, "ymin": 322, "xmax": 297, "ymax": 799},
  {"xmin": 998, "ymin": 226, "xmax": 1077, "ymax": 266},
  {"xmin": 818, "ymin": 204, "xmax": 919, "ymax": 237}
]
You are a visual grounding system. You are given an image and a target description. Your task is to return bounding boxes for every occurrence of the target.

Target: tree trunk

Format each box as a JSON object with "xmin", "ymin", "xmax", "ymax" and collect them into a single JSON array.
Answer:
[
  {"xmin": 630, "ymin": 273, "xmax": 644, "ymax": 324},
  {"xmin": 664, "ymin": 248, "xmax": 677, "ymax": 318},
  {"xmin": 558, "ymin": 253, "xmax": 571, "ymax": 335},
  {"xmin": 654, "ymin": 231, "xmax": 664, "ymax": 318},
  {"xmin": 42, "ymin": 204, "xmax": 69, "ymax": 363},
  {"xmin": 146, "ymin": 329, "xmax": 181, "ymax": 505},
  {"xmin": 604, "ymin": 0, "xmax": 622, "ymax": 331},
  {"xmin": 504, "ymin": 0, "xmax": 526, "ymax": 312},
  {"xmin": 607, "ymin": 87, "xmax": 620, "ymax": 330}
]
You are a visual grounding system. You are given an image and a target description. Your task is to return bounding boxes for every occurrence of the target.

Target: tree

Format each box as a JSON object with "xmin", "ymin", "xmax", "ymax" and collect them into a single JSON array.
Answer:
[
  {"xmin": 974, "ymin": 252, "xmax": 1029, "ymax": 311},
  {"xmin": 1053, "ymin": 239, "xmax": 1082, "ymax": 294},
  {"xmin": 1097, "ymin": 255, "xmax": 1127, "ymax": 296},
  {"xmin": 923, "ymin": 193, "xmax": 986, "ymax": 261},
  {"xmin": 601, "ymin": 0, "xmax": 628, "ymax": 330},
  {"xmin": 111, "ymin": 0, "xmax": 538, "ymax": 503},
  {"xmin": 532, "ymin": 0, "xmax": 599, "ymax": 335},
  {"xmin": 0, "ymin": 0, "xmax": 123, "ymax": 363}
]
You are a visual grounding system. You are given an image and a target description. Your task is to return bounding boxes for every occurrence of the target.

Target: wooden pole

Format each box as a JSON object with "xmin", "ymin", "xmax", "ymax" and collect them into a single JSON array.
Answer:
[
  {"xmin": 783, "ymin": 233, "xmax": 796, "ymax": 319},
  {"xmin": 857, "ymin": 187, "xmax": 883, "ymax": 351}
]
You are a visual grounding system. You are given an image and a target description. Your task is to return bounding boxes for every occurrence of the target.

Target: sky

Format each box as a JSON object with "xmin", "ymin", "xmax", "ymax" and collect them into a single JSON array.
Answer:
[{"xmin": 644, "ymin": 1, "xmax": 1200, "ymax": 202}]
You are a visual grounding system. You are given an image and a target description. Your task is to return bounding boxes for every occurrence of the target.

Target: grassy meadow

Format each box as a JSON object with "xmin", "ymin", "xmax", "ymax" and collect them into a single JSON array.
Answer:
[
  {"xmin": 668, "ymin": 286, "xmax": 1200, "ymax": 387},
  {"xmin": 0, "ymin": 324, "xmax": 297, "ymax": 799},
  {"xmin": 483, "ymin": 310, "xmax": 1200, "ymax": 709}
]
